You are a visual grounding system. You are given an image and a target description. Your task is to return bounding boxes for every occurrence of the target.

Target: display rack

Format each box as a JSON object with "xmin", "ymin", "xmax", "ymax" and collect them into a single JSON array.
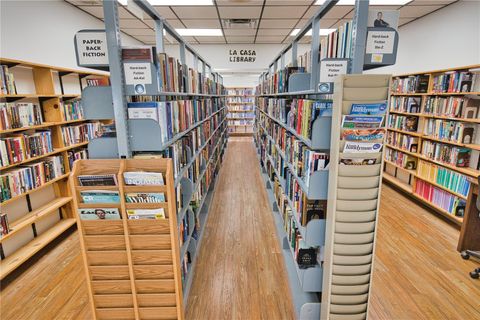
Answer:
[
  {"xmin": 0, "ymin": 57, "xmax": 109, "ymax": 279},
  {"xmin": 226, "ymin": 87, "xmax": 255, "ymax": 136},
  {"xmin": 384, "ymin": 64, "xmax": 480, "ymax": 226},
  {"xmin": 77, "ymin": 0, "xmax": 228, "ymax": 313},
  {"xmin": 70, "ymin": 159, "xmax": 184, "ymax": 320}
]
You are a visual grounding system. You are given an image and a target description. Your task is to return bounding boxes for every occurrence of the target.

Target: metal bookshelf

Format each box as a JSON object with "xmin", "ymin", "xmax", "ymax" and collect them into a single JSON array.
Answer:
[
  {"xmin": 253, "ymin": 1, "xmax": 397, "ymax": 319},
  {"xmin": 80, "ymin": 0, "xmax": 228, "ymax": 314}
]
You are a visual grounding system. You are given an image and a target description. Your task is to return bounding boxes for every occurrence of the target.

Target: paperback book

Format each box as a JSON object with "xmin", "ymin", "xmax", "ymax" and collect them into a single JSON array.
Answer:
[
  {"xmin": 79, "ymin": 208, "xmax": 121, "ymax": 220},
  {"xmin": 0, "ymin": 213, "xmax": 9, "ymax": 237},
  {"xmin": 350, "ymin": 102, "xmax": 388, "ymax": 115},
  {"xmin": 341, "ymin": 115, "xmax": 384, "ymax": 129},
  {"xmin": 126, "ymin": 208, "xmax": 166, "ymax": 219},
  {"xmin": 341, "ymin": 129, "xmax": 385, "ymax": 141}
]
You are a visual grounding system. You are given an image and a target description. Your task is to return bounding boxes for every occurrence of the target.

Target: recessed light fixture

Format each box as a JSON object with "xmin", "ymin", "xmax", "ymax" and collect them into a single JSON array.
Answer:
[
  {"xmin": 176, "ymin": 29, "xmax": 223, "ymax": 36},
  {"xmin": 147, "ymin": 0, "xmax": 213, "ymax": 5},
  {"xmin": 315, "ymin": 0, "xmax": 412, "ymax": 5},
  {"xmin": 290, "ymin": 28, "xmax": 336, "ymax": 36}
]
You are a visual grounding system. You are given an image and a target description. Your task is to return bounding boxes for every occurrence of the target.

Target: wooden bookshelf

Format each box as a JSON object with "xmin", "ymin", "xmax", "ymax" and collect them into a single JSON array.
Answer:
[
  {"xmin": 226, "ymin": 87, "xmax": 255, "ymax": 137},
  {"xmin": 0, "ymin": 58, "xmax": 109, "ymax": 279},
  {"xmin": 385, "ymin": 64, "xmax": 480, "ymax": 226},
  {"xmin": 69, "ymin": 159, "xmax": 184, "ymax": 320}
]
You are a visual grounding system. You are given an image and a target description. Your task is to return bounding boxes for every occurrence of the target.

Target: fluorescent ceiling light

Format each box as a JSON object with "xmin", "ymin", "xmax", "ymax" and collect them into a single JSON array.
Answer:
[
  {"xmin": 176, "ymin": 29, "xmax": 223, "ymax": 36},
  {"xmin": 147, "ymin": 0, "xmax": 213, "ymax": 5},
  {"xmin": 117, "ymin": 0, "xmax": 128, "ymax": 5},
  {"xmin": 290, "ymin": 29, "xmax": 336, "ymax": 36},
  {"xmin": 316, "ymin": 0, "xmax": 412, "ymax": 5}
]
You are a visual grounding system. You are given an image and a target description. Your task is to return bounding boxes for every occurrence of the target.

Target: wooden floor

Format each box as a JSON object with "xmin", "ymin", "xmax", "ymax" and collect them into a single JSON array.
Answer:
[{"xmin": 1, "ymin": 137, "xmax": 479, "ymax": 320}]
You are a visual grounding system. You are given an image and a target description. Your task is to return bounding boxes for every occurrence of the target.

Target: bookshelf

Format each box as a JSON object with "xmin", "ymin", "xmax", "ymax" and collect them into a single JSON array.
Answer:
[
  {"xmin": 226, "ymin": 87, "xmax": 255, "ymax": 136},
  {"xmin": 70, "ymin": 159, "xmax": 184, "ymax": 320},
  {"xmin": 384, "ymin": 64, "xmax": 480, "ymax": 226},
  {"xmin": 0, "ymin": 57, "xmax": 109, "ymax": 279}
]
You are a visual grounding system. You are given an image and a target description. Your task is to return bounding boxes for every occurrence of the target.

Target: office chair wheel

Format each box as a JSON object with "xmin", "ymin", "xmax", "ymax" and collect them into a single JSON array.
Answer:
[
  {"xmin": 461, "ymin": 251, "xmax": 470, "ymax": 260},
  {"xmin": 470, "ymin": 271, "xmax": 479, "ymax": 279}
]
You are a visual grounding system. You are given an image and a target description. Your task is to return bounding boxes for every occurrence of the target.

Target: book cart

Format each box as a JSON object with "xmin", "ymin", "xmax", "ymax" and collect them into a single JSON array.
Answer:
[
  {"xmin": 383, "ymin": 64, "xmax": 480, "ymax": 227},
  {"xmin": 226, "ymin": 87, "xmax": 255, "ymax": 136},
  {"xmin": 74, "ymin": 0, "xmax": 228, "ymax": 317},
  {"xmin": 0, "ymin": 58, "xmax": 109, "ymax": 279},
  {"xmin": 254, "ymin": 1, "xmax": 396, "ymax": 319}
]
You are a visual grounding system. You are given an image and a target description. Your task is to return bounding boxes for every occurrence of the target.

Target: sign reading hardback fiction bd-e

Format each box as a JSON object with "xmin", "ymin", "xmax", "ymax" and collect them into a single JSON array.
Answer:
[{"xmin": 74, "ymin": 30, "xmax": 109, "ymax": 69}]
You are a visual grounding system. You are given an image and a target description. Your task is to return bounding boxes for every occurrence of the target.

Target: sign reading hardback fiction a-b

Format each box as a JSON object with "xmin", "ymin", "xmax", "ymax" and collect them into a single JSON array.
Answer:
[{"xmin": 74, "ymin": 30, "xmax": 109, "ymax": 70}]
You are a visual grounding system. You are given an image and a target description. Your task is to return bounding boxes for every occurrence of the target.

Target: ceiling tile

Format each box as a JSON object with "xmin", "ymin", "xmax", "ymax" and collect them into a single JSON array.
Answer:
[
  {"xmin": 227, "ymin": 36, "xmax": 255, "ymax": 43},
  {"xmin": 295, "ymin": 18, "xmax": 339, "ymax": 28},
  {"xmin": 122, "ymin": 28, "xmax": 155, "ymax": 36},
  {"xmin": 256, "ymin": 36, "xmax": 286, "ymax": 43},
  {"xmin": 153, "ymin": 6, "xmax": 177, "ymax": 19},
  {"xmin": 224, "ymin": 29, "xmax": 257, "ymax": 36},
  {"xmin": 262, "ymin": 6, "xmax": 309, "ymax": 19},
  {"xmin": 119, "ymin": 19, "xmax": 149, "ymax": 29},
  {"xmin": 78, "ymin": 6, "xmax": 135, "ymax": 19},
  {"xmin": 408, "ymin": 0, "xmax": 456, "ymax": 4},
  {"xmin": 330, "ymin": 19, "xmax": 349, "ymax": 29},
  {"xmin": 197, "ymin": 36, "xmax": 227, "ymax": 43},
  {"xmin": 166, "ymin": 19, "xmax": 185, "ymax": 28},
  {"xmin": 171, "ymin": 6, "xmax": 218, "ymax": 19},
  {"xmin": 298, "ymin": 37, "xmax": 312, "ymax": 44},
  {"xmin": 257, "ymin": 28, "xmax": 292, "ymax": 36},
  {"xmin": 266, "ymin": 0, "xmax": 313, "ymax": 4},
  {"xmin": 66, "ymin": 0, "xmax": 102, "ymax": 5},
  {"xmin": 399, "ymin": 17, "xmax": 416, "ymax": 26},
  {"xmin": 306, "ymin": 6, "xmax": 353, "ymax": 19},
  {"xmin": 218, "ymin": 6, "xmax": 262, "ymax": 19},
  {"xmin": 216, "ymin": 0, "xmax": 264, "ymax": 5},
  {"xmin": 135, "ymin": 35, "xmax": 156, "ymax": 43},
  {"xmin": 142, "ymin": 18, "xmax": 155, "ymax": 28},
  {"xmin": 182, "ymin": 19, "xmax": 221, "ymax": 28},
  {"xmin": 259, "ymin": 19, "xmax": 299, "ymax": 28},
  {"xmin": 400, "ymin": 4, "xmax": 443, "ymax": 17}
]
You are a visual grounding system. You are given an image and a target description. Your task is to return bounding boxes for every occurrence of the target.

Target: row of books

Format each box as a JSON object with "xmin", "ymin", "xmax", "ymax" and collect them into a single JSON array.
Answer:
[
  {"xmin": 0, "ymin": 65, "xmax": 17, "ymax": 95},
  {"xmin": 61, "ymin": 122, "xmax": 102, "ymax": 147},
  {"xmin": 259, "ymin": 98, "xmax": 333, "ymax": 141},
  {"xmin": 227, "ymin": 88, "xmax": 254, "ymax": 96},
  {"xmin": 0, "ymin": 102, "xmax": 43, "ymax": 131},
  {"xmin": 227, "ymin": 112, "xmax": 255, "ymax": 119},
  {"xmin": 387, "ymin": 114, "xmax": 418, "ymax": 132},
  {"xmin": 296, "ymin": 51, "xmax": 312, "ymax": 73},
  {"xmin": 0, "ymin": 130, "xmax": 53, "ymax": 167},
  {"xmin": 228, "ymin": 106, "xmax": 254, "ymax": 112},
  {"xmin": 179, "ymin": 209, "xmax": 197, "ymax": 249},
  {"xmin": 417, "ymin": 160, "xmax": 471, "ymax": 197},
  {"xmin": 61, "ymin": 99, "xmax": 84, "ymax": 122},
  {"xmin": 386, "ymin": 131, "xmax": 418, "ymax": 153},
  {"xmin": 227, "ymin": 97, "xmax": 254, "ymax": 103},
  {"xmin": 432, "ymin": 70, "xmax": 480, "ymax": 93},
  {"xmin": 257, "ymin": 66, "xmax": 306, "ymax": 94},
  {"xmin": 127, "ymin": 98, "xmax": 223, "ymax": 145},
  {"xmin": 391, "ymin": 74, "xmax": 429, "ymax": 93},
  {"xmin": 67, "ymin": 148, "xmax": 88, "ymax": 171},
  {"xmin": 385, "ymin": 147, "xmax": 417, "ymax": 170},
  {"xmin": 0, "ymin": 155, "xmax": 65, "ymax": 203},
  {"xmin": 423, "ymin": 119, "xmax": 475, "ymax": 144},
  {"xmin": 320, "ymin": 20, "xmax": 354, "ymax": 60},
  {"xmin": 414, "ymin": 179, "xmax": 466, "ymax": 216},
  {"xmin": 422, "ymin": 140, "xmax": 470, "ymax": 168},
  {"xmin": 389, "ymin": 96, "xmax": 421, "ymax": 114},
  {"xmin": 228, "ymin": 120, "xmax": 253, "ymax": 125},
  {"xmin": 423, "ymin": 96, "xmax": 479, "ymax": 119}
]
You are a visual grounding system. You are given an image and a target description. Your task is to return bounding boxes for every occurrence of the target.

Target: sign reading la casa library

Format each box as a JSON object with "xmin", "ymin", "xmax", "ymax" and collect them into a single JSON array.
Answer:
[
  {"xmin": 229, "ymin": 49, "xmax": 256, "ymax": 63},
  {"xmin": 74, "ymin": 30, "xmax": 109, "ymax": 68}
]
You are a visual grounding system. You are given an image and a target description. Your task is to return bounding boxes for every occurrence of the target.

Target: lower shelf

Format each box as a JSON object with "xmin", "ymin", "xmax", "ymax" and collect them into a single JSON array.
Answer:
[
  {"xmin": 229, "ymin": 132, "xmax": 254, "ymax": 136},
  {"xmin": 0, "ymin": 218, "xmax": 76, "ymax": 279},
  {"xmin": 382, "ymin": 173, "xmax": 463, "ymax": 226}
]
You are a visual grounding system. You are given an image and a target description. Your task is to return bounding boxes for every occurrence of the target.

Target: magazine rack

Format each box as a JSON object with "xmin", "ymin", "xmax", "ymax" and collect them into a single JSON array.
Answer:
[{"xmin": 69, "ymin": 159, "xmax": 184, "ymax": 320}]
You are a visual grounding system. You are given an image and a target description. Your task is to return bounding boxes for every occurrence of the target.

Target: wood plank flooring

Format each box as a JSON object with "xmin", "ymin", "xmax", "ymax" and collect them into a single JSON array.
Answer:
[{"xmin": 1, "ymin": 138, "xmax": 479, "ymax": 320}]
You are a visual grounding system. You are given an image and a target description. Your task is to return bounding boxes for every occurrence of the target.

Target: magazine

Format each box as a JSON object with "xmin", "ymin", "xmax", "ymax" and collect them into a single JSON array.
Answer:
[
  {"xmin": 78, "ymin": 174, "xmax": 117, "ymax": 186},
  {"xmin": 126, "ymin": 208, "xmax": 166, "ymax": 220},
  {"xmin": 350, "ymin": 102, "xmax": 388, "ymax": 115},
  {"xmin": 340, "ymin": 158, "xmax": 377, "ymax": 165},
  {"xmin": 80, "ymin": 190, "xmax": 120, "ymax": 203},
  {"xmin": 341, "ymin": 129, "xmax": 385, "ymax": 141},
  {"xmin": 343, "ymin": 141, "xmax": 383, "ymax": 153},
  {"xmin": 79, "ymin": 208, "xmax": 121, "ymax": 220},
  {"xmin": 125, "ymin": 192, "xmax": 165, "ymax": 203},
  {"xmin": 341, "ymin": 115, "xmax": 384, "ymax": 129},
  {"xmin": 123, "ymin": 171, "xmax": 164, "ymax": 186}
]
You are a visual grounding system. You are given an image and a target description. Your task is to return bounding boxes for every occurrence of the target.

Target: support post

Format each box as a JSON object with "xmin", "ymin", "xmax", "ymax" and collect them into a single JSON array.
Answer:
[
  {"xmin": 310, "ymin": 18, "xmax": 321, "ymax": 91},
  {"xmin": 350, "ymin": 0, "xmax": 369, "ymax": 74}
]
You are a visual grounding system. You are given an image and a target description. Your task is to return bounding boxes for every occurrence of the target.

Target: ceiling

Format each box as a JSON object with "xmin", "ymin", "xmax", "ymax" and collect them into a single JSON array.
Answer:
[{"xmin": 65, "ymin": 0, "xmax": 458, "ymax": 45}]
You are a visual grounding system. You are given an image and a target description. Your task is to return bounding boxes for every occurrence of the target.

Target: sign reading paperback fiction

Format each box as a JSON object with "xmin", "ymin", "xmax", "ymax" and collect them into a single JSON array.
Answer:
[
  {"xmin": 229, "ymin": 49, "xmax": 256, "ymax": 63},
  {"xmin": 74, "ymin": 30, "xmax": 109, "ymax": 69}
]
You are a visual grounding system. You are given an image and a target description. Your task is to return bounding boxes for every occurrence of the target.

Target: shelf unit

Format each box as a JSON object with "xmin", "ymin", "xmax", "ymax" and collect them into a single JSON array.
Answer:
[
  {"xmin": 0, "ymin": 57, "xmax": 109, "ymax": 279},
  {"xmin": 70, "ymin": 159, "xmax": 184, "ymax": 320},
  {"xmin": 226, "ymin": 87, "xmax": 255, "ymax": 136},
  {"xmin": 76, "ymin": 0, "xmax": 229, "ymax": 314},
  {"xmin": 384, "ymin": 64, "xmax": 480, "ymax": 226}
]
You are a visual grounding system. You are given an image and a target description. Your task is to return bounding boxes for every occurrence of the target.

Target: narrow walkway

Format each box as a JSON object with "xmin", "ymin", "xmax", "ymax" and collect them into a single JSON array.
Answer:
[{"xmin": 185, "ymin": 137, "xmax": 295, "ymax": 320}]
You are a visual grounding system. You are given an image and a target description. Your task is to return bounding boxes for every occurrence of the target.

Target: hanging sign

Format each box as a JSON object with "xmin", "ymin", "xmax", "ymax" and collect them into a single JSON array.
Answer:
[
  {"xmin": 229, "ymin": 49, "xmax": 257, "ymax": 63},
  {"xmin": 74, "ymin": 30, "xmax": 109, "ymax": 69},
  {"xmin": 318, "ymin": 59, "xmax": 349, "ymax": 94},
  {"xmin": 365, "ymin": 30, "xmax": 396, "ymax": 55}
]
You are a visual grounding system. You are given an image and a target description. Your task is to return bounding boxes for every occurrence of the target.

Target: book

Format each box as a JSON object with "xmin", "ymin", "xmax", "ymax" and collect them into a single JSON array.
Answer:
[
  {"xmin": 0, "ymin": 213, "xmax": 9, "ymax": 237},
  {"xmin": 123, "ymin": 171, "xmax": 164, "ymax": 185},
  {"xmin": 80, "ymin": 190, "xmax": 120, "ymax": 203},
  {"xmin": 462, "ymin": 98, "xmax": 480, "ymax": 119},
  {"xmin": 341, "ymin": 115, "xmax": 384, "ymax": 129},
  {"xmin": 341, "ymin": 129, "xmax": 385, "ymax": 141},
  {"xmin": 127, "ymin": 101, "xmax": 159, "ymax": 121},
  {"xmin": 0, "ymin": 102, "xmax": 43, "ymax": 131},
  {"xmin": 78, "ymin": 174, "xmax": 118, "ymax": 186},
  {"xmin": 461, "ymin": 127, "xmax": 475, "ymax": 144},
  {"xmin": 301, "ymin": 197, "xmax": 327, "ymax": 225},
  {"xmin": 343, "ymin": 141, "xmax": 383, "ymax": 153},
  {"xmin": 79, "ymin": 208, "xmax": 121, "ymax": 220},
  {"xmin": 350, "ymin": 102, "xmax": 387, "ymax": 115},
  {"xmin": 61, "ymin": 122, "xmax": 101, "ymax": 146},
  {"xmin": 125, "ymin": 192, "xmax": 165, "ymax": 203},
  {"xmin": 126, "ymin": 208, "xmax": 166, "ymax": 219}
]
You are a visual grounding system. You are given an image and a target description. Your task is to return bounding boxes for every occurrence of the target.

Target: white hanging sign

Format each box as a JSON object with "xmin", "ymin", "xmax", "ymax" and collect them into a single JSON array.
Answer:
[
  {"xmin": 365, "ymin": 31, "xmax": 395, "ymax": 54},
  {"xmin": 124, "ymin": 63, "xmax": 152, "ymax": 85},
  {"xmin": 74, "ymin": 30, "xmax": 109, "ymax": 67},
  {"xmin": 320, "ymin": 60, "xmax": 349, "ymax": 83}
]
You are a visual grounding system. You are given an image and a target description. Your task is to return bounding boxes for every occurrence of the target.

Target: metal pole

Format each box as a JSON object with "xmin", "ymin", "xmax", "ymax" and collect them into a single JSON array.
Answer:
[
  {"xmin": 179, "ymin": 42, "xmax": 186, "ymax": 65},
  {"xmin": 310, "ymin": 18, "xmax": 321, "ymax": 91},
  {"xmin": 350, "ymin": 0, "xmax": 369, "ymax": 74},
  {"xmin": 103, "ymin": 0, "xmax": 131, "ymax": 158},
  {"xmin": 154, "ymin": 19, "xmax": 165, "ymax": 53},
  {"xmin": 291, "ymin": 41, "xmax": 298, "ymax": 67}
]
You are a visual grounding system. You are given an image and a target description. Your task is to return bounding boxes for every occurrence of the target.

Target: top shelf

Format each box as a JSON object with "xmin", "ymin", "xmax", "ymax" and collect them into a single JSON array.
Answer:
[{"xmin": 0, "ymin": 57, "xmax": 108, "ymax": 76}]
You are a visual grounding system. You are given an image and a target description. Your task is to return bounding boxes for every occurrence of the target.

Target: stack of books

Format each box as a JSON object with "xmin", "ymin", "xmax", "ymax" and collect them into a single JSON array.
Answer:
[
  {"xmin": 0, "ymin": 102, "xmax": 43, "ymax": 130},
  {"xmin": 0, "ymin": 65, "xmax": 17, "ymax": 95}
]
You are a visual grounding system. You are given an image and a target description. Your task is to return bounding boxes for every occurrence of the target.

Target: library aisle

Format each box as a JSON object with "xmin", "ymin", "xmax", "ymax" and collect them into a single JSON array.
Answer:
[
  {"xmin": 186, "ymin": 137, "xmax": 295, "ymax": 320},
  {"xmin": 1, "ymin": 138, "xmax": 479, "ymax": 320}
]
